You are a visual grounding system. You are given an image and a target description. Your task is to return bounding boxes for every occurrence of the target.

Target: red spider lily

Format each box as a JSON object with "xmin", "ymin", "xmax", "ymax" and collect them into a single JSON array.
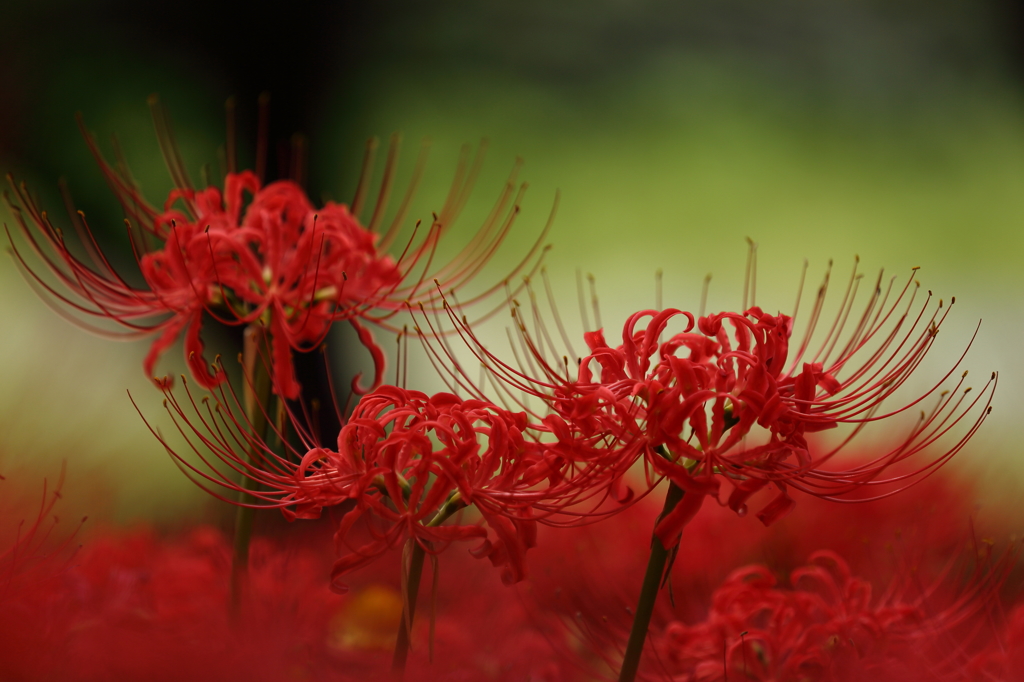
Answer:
[
  {"xmin": 5, "ymin": 99, "xmax": 550, "ymax": 399},
  {"xmin": 651, "ymin": 547, "xmax": 1015, "ymax": 682},
  {"xmin": 420, "ymin": 262, "xmax": 996, "ymax": 546},
  {"xmin": 140, "ymin": 375, "xmax": 569, "ymax": 591},
  {"xmin": 301, "ymin": 386, "xmax": 545, "ymax": 590}
]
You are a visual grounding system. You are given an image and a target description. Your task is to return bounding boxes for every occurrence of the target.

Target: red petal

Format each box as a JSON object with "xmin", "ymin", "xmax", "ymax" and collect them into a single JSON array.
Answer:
[
  {"xmin": 143, "ymin": 314, "xmax": 190, "ymax": 386},
  {"xmin": 183, "ymin": 308, "xmax": 224, "ymax": 389},
  {"xmin": 756, "ymin": 488, "xmax": 796, "ymax": 526},
  {"xmin": 349, "ymin": 317, "xmax": 386, "ymax": 395},
  {"xmin": 270, "ymin": 316, "xmax": 301, "ymax": 400}
]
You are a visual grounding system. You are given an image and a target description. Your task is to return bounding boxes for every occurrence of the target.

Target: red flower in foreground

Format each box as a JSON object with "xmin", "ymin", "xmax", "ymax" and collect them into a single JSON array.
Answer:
[
  {"xmin": 425, "ymin": 262, "xmax": 995, "ymax": 544},
  {"xmin": 149, "ymin": 381, "xmax": 568, "ymax": 590},
  {"xmin": 6, "ymin": 100, "xmax": 549, "ymax": 398}
]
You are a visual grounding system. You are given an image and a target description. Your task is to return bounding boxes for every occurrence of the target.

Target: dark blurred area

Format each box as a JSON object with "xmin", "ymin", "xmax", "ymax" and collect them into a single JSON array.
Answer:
[{"xmin": 2, "ymin": 0, "xmax": 1023, "ymax": 195}]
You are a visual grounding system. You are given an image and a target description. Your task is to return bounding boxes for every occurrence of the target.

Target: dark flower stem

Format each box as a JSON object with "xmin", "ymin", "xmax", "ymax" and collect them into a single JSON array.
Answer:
[
  {"xmin": 231, "ymin": 324, "xmax": 273, "ymax": 616},
  {"xmin": 619, "ymin": 481, "xmax": 686, "ymax": 682},
  {"xmin": 391, "ymin": 496, "xmax": 464, "ymax": 676},
  {"xmin": 392, "ymin": 540, "xmax": 427, "ymax": 676}
]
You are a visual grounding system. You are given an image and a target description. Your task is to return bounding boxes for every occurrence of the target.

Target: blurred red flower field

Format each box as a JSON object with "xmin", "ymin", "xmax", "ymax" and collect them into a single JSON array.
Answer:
[{"xmin": 2, "ymin": 461, "xmax": 1020, "ymax": 682}]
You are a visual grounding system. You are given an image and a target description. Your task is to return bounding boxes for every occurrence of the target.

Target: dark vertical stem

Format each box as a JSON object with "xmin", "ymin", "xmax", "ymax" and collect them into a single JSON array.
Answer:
[
  {"xmin": 255, "ymin": 92, "xmax": 271, "ymax": 184},
  {"xmin": 231, "ymin": 324, "xmax": 273, "ymax": 616},
  {"xmin": 619, "ymin": 482, "xmax": 685, "ymax": 682},
  {"xmin": 392, "ymin": 540, "xmax": 427, "ymax": 676}
]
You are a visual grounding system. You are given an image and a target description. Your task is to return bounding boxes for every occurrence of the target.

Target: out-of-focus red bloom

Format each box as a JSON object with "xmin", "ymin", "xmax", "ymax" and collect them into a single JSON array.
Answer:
[
  {"xmin": 5, "ymin": 102, "xmax": 548, "ymax": 399},
  {"xmin": 651, "ymin": 548, "xmax": 1012, "ymax": 682},
  {"xmin": 149, "ymin": 380, "xmax": 569, "ymax": 591},
  {"xmin": 524, "ymin": 457, "xmax": 1007, "ymax": 677},
  {"xmin": 429, "ymin": 263, "xmax": 995, "ymax": 544},
  {"xmin": 523, "ymin": 486, "xmax": 1016, "ymax": 681}
]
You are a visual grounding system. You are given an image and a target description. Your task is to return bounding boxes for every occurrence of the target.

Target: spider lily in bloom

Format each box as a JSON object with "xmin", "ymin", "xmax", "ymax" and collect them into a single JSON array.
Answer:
[
  {"xmin": 428, "ymin": 260, "xmax": 996, "ymax": 545},
  {"xmin": 143, "ymin": 374, "xmax": 578, "ymax": 672},
  {"xmin": 4, "ymin": 97, "xmax": 549, "ymax": 399},
  {"xmin": 419, "ymin": 257, "xmax": 996, "ymax": 682},
  {"xmin": 145, "ymin": 378, "xmax": 562, "ymax": 591},
  {"xmin": 295, "ymin": 386, "xmax": 546, "ymax": 591}
]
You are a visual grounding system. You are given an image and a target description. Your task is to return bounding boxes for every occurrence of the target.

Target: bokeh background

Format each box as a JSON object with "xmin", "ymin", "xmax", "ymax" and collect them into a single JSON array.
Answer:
[{"xmin": 2, "ymin": 0, "xmax": 1024, "ymax": 529}]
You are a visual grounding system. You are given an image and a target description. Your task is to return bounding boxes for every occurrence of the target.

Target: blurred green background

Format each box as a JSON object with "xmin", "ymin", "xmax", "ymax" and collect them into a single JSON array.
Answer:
[{"xmin": 2, "ymin": 0, "xmax": 1023, "ymax": 526}]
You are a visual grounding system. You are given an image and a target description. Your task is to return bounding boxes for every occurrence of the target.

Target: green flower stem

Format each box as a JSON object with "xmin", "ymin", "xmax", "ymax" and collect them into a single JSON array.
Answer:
[
  {"xmin": 231, "ymin": 324, "xmax": 273, "ymax": 616},
  {"xmin": 619, "ymin": 481, "xmax": 686, "ymax": 682},
  {"xmin": 391, "ymin": 497, "xmax": 464, "ymax": 676},
  {"xmin": 392, "ymin": 539, "xmax": 427, "ymax": 676}
]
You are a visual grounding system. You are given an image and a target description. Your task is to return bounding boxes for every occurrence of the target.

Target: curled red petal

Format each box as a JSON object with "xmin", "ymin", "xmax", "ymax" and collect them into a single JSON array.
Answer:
[
  {"xmin": 349, "ymin": 317, "xmax": 386, "ymax": 396},
  {"xmin": 329, "ymin": 537, "xmax": 391, "ymax": 594},
  {"xmin": 143, "ymin": 314, "xmax": 190, "ymax": 387},
  {"xmin": 183, "ymin": 308, "xmax": 224, "ymax": 389}
]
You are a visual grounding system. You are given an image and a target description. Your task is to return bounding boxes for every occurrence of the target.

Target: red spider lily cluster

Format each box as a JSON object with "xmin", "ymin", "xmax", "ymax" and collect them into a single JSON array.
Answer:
[
  {"xmin": 2, "ymin": 101, "xmax": 1013, "ymax": 680},
  {"xmin": 134, "ymin": 255, "xmax": 1001, "ymax": 682},
  {"xmin": 141, "ymin": 254, "xmax": 998, "ymax": 679}
]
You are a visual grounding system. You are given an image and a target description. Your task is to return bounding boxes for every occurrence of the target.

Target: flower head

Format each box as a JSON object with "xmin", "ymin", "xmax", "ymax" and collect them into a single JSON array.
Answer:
[
  {"xmin": 146, "ymin": 376, "xmax": 568, "ymax": 591},
  {"xmin": 295, "ymin": 386, "xmax": 547, "ymax": 589},
  {"xmin": 424, "ymin": 259, "xmax": 995, "ymax": 543},
  {"xmin": 6, "ymin": 99, "xmax": 549, "ymax": 399}
]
